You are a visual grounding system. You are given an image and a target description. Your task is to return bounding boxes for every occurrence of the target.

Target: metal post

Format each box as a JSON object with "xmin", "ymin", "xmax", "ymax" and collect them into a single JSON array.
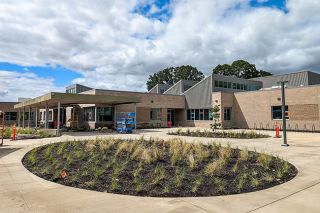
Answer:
[
  {"xmin": 61, "ymin": 107, "xmax": 64, "ymax": 125},
  {"xmin": 35, "ymin": 107, "xmax": 38, "ymax": 128},
  {"xmin": 1, "ymin": 111, "xmax": 4, "ymax": 146},
  {"xmin": 28, "ymin": 107, "xmax": 31, "ymax": 128},
  {"xmin": 94, "ymin": 107, "xmax": 97, "ymax": 122},
  {"xmin": 114, "ymin": 105, "xmax": 117, "ymax": 130},
  {"xmin": 57, "ymin": 101, "xmax": 60, "ymax": 136},
  {"xmin": 18, "ymin": 110, "xmax": 20, "ymax": 127},
  {"xmin": 280, "ymin": 81, "xmax": 289, "ymax": 147},
  {"xmin": 45, "ymin": 102, "xmax": 49, "ymax": 129},
  {"xmin": 134, "ymin": 103, "xmax": 137, "ymax": 130},
  {"xmin": 22, "ymin": 107, "xmax": 25, "ymax": 128}
]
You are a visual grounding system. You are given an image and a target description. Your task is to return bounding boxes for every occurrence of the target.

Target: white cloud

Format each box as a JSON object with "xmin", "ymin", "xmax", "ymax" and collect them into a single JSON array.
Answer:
[
  {"xmin": 0, "ymin": 70, "xmax": 63, "ymax": 101},
  {"xmin": 0, "ymin": 0, "xmax": 320, "ymax": 97}
]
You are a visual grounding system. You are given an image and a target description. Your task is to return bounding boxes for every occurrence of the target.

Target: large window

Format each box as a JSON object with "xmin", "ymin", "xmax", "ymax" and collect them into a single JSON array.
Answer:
[
  {"xmin": 83, "ymin": 107, "xmax": 95, "ymax": 121},
  {"xmin": 66, "ymin": 88, "xmax": 76, "ymax": 94},
  {"xmin": 5, "ymin": 112, "xmax": 17, "ymax": 121},
  {"xmin": 187, "ymin": 109, "xmax": 212, "ymax": 121},
  {"xmin": 215, "ymin": 80, "xmax": 255, "ymax": 91},
  {"xmin": 150, "ymin": 108, "xmax": 161, "ymax": 120},
  {"xmin": 224, "ymin": 107, "xmax": 232, "ymax": 121},
  {"xmin": 97, "ymin": 107, "xmax": 113, "ymax": 122},
  {"xmin": 272, "ymin": 106, "xmax": 289, "ymax": 120}
]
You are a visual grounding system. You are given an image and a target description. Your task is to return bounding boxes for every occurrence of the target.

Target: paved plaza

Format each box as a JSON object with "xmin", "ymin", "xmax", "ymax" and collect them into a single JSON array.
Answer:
[{"xmin": 0, "ymin": 128, "xmax": 320, "ymax": 213}]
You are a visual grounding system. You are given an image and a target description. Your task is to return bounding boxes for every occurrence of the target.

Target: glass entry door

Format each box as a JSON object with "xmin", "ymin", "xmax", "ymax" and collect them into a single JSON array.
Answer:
[{"xmin": 167, "ymin": 109, "xmax": 175, "ymax": 126}]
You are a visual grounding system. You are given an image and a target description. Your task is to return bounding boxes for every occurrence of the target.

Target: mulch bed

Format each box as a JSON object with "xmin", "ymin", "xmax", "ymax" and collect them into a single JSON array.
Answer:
[{"xmin": 22, "ymin": 139, "xmax": 297, "ymax": 197}]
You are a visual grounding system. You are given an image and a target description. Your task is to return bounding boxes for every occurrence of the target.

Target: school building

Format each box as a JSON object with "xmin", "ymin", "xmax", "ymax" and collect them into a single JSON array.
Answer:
[{"xmin": 1, "ymin": 70, "xmax": 320, "ymax": 133}]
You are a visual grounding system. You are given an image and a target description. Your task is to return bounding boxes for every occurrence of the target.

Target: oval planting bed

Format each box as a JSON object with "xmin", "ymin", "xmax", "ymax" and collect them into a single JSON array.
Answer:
[{"xmin": 22, "ymin": 138, "xmax": 297, "ymax": 197}]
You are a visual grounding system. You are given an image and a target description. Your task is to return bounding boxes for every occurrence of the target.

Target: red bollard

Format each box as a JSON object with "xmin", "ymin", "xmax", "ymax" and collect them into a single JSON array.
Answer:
[
  {"xmin": 275, "ymin": 122, "xmax": 280, "ymax": 138},
  {"xmin": 12, "ymin": 124, "xmax": 17, "ymax": 140}
]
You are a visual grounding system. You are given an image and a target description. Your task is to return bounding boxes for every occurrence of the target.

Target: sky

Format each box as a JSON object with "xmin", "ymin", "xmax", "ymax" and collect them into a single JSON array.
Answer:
[{"xmin": 1, "ymin": 0, "xmax": 320, "ymax": 101}]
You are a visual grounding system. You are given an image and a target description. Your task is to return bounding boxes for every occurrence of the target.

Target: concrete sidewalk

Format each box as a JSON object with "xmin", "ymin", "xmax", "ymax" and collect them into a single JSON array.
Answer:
[{"xmin": 0, "ymin": 129, "xmax": 320, "ymax": 213}]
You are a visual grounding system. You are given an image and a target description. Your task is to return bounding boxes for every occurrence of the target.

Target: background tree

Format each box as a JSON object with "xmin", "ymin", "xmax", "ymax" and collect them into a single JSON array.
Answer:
[
  {"xmin": 147, "ymin": 65, "xmax": 204, "ymax": 90},
  {"xmin": 212, "ymin": 60, "xmax": 272, "ymax": 79}
]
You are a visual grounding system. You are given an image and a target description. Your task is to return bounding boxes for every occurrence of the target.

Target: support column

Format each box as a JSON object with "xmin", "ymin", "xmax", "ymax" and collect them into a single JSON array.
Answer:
[
  {"xmin": 22, "ymin": 107, "xmax": 25, "ymax": 128},
  {"xmin": 95, "ymin": 107, "xmax": 97, "ymax": 122},
  {"xmin": 134, "ymin": 103, "xmax": 137, "ymax": 130},
  {"xmin": 45, "ymin": 102, "xmax": 49, "ymax": 129},
  {"xmin": 114, "ymin": 105, "xmax": 117, "ymax": 130},
  {"xmin": 57, "ymin": 101, "xmax": 61, "ymax": 136},
  {"xmin": 28, "ymin": 107, "xmax": 31, "ymax": 128},
  {"xmin": 18, "ymin": 110, "xmax": 20, "ymax": 127},
  {"xmin": 61, "ymin": 107, "xmax": 64, "ymax": 126},
  {"xmin": 35, "ymin": 107, "xmax": 38, "ymax": 128}
]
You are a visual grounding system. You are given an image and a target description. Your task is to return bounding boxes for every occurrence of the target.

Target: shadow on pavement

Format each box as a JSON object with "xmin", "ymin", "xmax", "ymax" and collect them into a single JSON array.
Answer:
[{"xmin": 0, "ymin": 147, "xmax": 22, "ymax": 158}]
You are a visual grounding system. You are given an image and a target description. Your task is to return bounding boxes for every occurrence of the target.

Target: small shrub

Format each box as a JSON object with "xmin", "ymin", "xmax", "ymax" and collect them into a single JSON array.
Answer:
[
  {"xmin": 237, "ymin": 177, "xmax": 245, "ymax": 192},
  {"xmin": 240, "ymin": 148, "xmax": 249, "ymax": 161},
  {"xmin": 188, "ymin": 154, "xmax": 196, "ymax": 169},
  {"xmin": 191, "ymin": 176, "xmax": 204, "ymax": 193},
  {"xmin": 163, "ymin": 185, "xmax": 170, "ymax": 193},
  {"xmin": 152, "ymin": 166, "xmax": 165, "ymax": 185},
  {"xmin": 44, "ymin": 144, "xmax": 54, "ymax": 158},
  {"xmin": 219, "ymin": 144, "xmax": 232, "ymax": 166},
  {"xmin": 232, "ymin": 162, "xmax": 239, "ymax": 173},
  {"xmin": 257, "ymin": 152, "xmax": 272, "ymax": 169},
  {"xmin": 27, "ymin": 149, "xmax": 37, "ymax": 165},
  {"xmin": 175, "ymin": 168, "xmax": 185, "ymax": 188},
  {"xmin": 251, "ymin": 177, "xmax": 260, "ymax": 187},
  {"xmin": 115, "ymin": 141, "xmax": 130, "ymax": 156},
  {"xmin": 193, "ymin": 143, "xmax": 210, "ymax": 163},
  {"xmin": 204, "ymin": 160, "xmax": 222, "ymax": 176},
  {"xmin": 57, "ymin": 142, "xmax": 68, "ymax": 155},
  {"xmin": 214, "ymin": 178, "xmax": 226, "ymax": 193}
]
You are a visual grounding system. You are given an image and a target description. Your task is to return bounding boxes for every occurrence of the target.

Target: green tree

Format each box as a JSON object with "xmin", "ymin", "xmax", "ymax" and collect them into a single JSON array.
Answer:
[
  {"xmin": 212, "ymin": 60, "xmax": 272, "ymax": 79},
  {"xmin": 210, "ymin": 105, "xmax": 221, "ymax": 131},
  {"xmin": 147, "ymin": 65, "xmax": 204, "ymax": 90}
]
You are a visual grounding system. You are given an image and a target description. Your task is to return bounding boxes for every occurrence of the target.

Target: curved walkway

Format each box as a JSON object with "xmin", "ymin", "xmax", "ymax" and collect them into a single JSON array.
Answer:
[{"xmin": 1, "ymin": 128, "xmax": 320, "ymax": 213}]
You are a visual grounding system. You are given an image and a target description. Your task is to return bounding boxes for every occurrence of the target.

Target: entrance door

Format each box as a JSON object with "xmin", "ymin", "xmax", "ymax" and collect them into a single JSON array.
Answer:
[{"xmin": 167, "ymin": 109, "xmax": 175, "ymax": 126}]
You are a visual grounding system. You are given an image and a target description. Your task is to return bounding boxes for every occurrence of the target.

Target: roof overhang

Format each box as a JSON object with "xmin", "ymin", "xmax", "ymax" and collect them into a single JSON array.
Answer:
[{"xmin": 14, "ymin": 92, "xmax": 140, "ymax": 109}]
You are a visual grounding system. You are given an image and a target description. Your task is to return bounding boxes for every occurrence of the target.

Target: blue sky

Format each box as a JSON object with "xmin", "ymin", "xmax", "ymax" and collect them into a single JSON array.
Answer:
[
  {"xmin": 0, "ymin": 0, "xmax": 288, "ymax": 91},
  {"xmin": 1, "ymin": 0, "xmax": 319, "ymax": 102},
  {"xmin": 0, "ymin": 62, "xmax": 82, "ymax": 87},
  {"xmin": 250, "ymin": 0, "xmax": 288, "ymax": 12}
]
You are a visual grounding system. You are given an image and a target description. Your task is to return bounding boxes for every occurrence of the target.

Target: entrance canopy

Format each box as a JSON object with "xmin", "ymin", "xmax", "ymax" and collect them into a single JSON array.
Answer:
[{"xmin": 14, "ymin": 92, "xmax": 140, "ymax": 109}]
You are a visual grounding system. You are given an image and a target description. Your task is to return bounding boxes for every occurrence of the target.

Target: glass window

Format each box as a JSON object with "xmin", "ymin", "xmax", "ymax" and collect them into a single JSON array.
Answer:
[
  {"xmin": 200, "ymin": 109, "xmax": 204, "ymax": 120},
  {"xmin": 195, "ymin": 109, "xmax": 199, "ymax": 120},
  {"xmin": 204, "ymin": 109, "xmax": 209, "ymax": 120},
  {"xmin": 223, "ymin": 81, "xmax": 228, "ymax": 88},
  {"xmin": 272, "ymin": 106, "xmax": 289, "ymax": 120},
  {"xmin": 233, "ymin": 83, "xmax": 237, "ymax": 89},
  {"xmin": 219, "ymin": 81, "xmax": 223, "ymax": 88},
  {"xmin": 150, "ymin": 108, "xmax": 161, "ymax": 120},
  {"xmin": 97, "ymin": 107, "xmax": 113, "ymax": 122},
  {"xmin": 48, "ymin": 111, "xmax": 53, "ymax": 121},
  {"xmin": 83, "ymin": 107, "xmax": 95, "ymax": 121},
  {"xmin": 183, "ymin": 85, "xmax": 192, "ymax": 92},
  {"xmin": 187, "ymin": 110, "xmax": 191, "ymax": 120},
  {"xmin": 227, "ymin": 82, "xmax": 232, "ymax": 88},
  {"xmin": 224, "ymin": 107, "xmax": 232, "ymax": 121},
  {"xmin": 244, "ymin": 84, "xmax": 248, "ymax": 90},
  {"xmin": 5, "ymin": 112, "xmax": 17, "ymax": 121},
  {"xmin": 237, "ymin": 83, "xmax": 241, "ymax": 90},
  {"xmin": 214, "ymin": 81, "xmax": 219, "ymax": 87}
]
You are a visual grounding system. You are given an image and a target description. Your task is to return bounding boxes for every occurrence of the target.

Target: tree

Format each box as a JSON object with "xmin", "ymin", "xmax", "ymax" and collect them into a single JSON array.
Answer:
[
  {"xmin": 209, "ymin": 105, "xmax": 221, "ymax": 132},
  {"xmin": 212, "ymin": 60, "xmax": 272, "ymax": 79},
  {"xmin": 147, "ymin": 65, "xmax": 204, "ymax": 90}
]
